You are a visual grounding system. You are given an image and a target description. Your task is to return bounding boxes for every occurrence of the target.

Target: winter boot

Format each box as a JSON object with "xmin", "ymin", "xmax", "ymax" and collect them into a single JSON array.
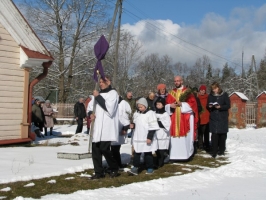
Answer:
[
  {"xmin": 44, "ymin": 128, "xmax": 47, "ymax": 136},
  {"xmin": 127, "ymin": 167, "xmax": 138, "ymax": 176},
  {"xmin": 50, "ymin": 128, "xmax": 53, "ymax": 136}
]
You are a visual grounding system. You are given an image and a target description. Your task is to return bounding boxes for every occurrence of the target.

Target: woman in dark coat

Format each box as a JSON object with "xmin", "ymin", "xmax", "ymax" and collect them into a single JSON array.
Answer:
[{"xmin": 207, "ymin": 82, "xmax": 230, "ymax": 158}]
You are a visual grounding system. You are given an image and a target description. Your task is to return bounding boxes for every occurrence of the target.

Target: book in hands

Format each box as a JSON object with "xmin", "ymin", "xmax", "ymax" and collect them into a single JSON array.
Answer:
[{"xmin": 209, "ymin": 102, "xmax": 219, "ymax": 106}]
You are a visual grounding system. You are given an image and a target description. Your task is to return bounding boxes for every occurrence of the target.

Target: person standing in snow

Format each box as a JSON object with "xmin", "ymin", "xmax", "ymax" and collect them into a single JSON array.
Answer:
[
  {"xmin": 74, "ymin": 97, "xmax": 86, "ymax": 134},
  {"xmin": 32, "ymin": 98, "xmax": 46, "ymax": 138},
  {"xmin": 128, "ymin": 98, "xmax": 159, "ymax": 175},
  {"xmin": 111, "ymin": 95, "xmax": 131, "ymax": 169},
  {"xmin": 165, "ymin": 76, "xmax": 198, "ymax": 161},
  {"xmin": 197, "ymin": 85, "xmax": 210, "ymax": 151},
  {"xmin": 42, "ymin": 100, "xmax": 54, "ymax": 136},
  {"xmin": 146, "ymin": 92, "xmax": 156, "ymax": 111},
  {"xmin": 88, "ymin": 76, "xmax": 119, "ymax": 179},
  {"xmin": 153, "ymin": 83, "xmax": 168, "ymax": 107},
  {"xmin": 207, "ymin": 82, "xmax": 230, "ymax": 158},
  {"xmin": 154, "ymin": 97, "xmax": 171, "ymax": 168}
]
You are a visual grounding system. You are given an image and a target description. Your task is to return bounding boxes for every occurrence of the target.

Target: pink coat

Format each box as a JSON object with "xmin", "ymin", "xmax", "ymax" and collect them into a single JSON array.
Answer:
[{"xmin": 43, "ymin": 105, "xmax": 54, "ymax": 128}]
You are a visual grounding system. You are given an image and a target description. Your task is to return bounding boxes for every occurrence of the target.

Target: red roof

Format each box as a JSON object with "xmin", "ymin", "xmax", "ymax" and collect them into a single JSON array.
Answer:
[{"xmin": 20, "ymin": 45, "xmax": 53, "ymax": 60}]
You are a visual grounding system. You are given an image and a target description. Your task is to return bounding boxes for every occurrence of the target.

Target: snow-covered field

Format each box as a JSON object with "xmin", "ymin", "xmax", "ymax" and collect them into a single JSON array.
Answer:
[{"xmin": 0, "ymin": 125, "xmax": 266, "ymax": 200}]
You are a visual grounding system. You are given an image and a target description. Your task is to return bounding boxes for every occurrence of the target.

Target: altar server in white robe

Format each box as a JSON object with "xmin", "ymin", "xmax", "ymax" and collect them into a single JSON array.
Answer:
[
  {"xmin": 88, "ymin": 77, "xmax": 119, "ymax": 179},
  {"xmin": 154, "ymin": 97, "xmax": 171, "ymax": 168},
  {"xmin": 128, "ymin": 98, "xmax": 159, "ymax": 175},
  {"xmin": 111, "ymin": 96, "xmax": 131, "ymax": 168}
]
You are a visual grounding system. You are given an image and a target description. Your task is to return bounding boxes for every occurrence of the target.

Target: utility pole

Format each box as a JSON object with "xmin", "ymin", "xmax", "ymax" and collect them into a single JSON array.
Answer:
[
  {"xmin": 113, "ymin": 0, "xmax": 123, "ymax": 89},
  {"xmin": 107, "ymin": 0, "xmax": 120, "ymax": 44},
  {"xmin": 249, "ymin": 55, "xmax": 259, "ymax": 100},
  {"xmin": 242, "ymin": 51, "xmax": 245, "ymax": 78},
  {"xmin": 252, "ymin": 55, "xmax": 259, "ymax": 94}
]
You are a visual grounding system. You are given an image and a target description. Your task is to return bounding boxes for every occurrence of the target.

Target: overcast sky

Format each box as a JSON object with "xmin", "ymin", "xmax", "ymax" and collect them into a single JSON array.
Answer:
[{"xmin": 121, "ymin": 0, "xmax": 266, "ymax": 72}]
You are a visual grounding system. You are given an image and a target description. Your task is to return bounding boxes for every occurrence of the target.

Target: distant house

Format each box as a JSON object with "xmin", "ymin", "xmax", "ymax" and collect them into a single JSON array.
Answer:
[{"xmin": 0, "ymin": 0, "xmax": 53, "ymax": 145}]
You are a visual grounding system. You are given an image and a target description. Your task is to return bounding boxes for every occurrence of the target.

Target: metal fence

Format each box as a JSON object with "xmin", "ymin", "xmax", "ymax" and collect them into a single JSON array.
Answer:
[{"xmin": 246, "ymin": 102, "xmax": 257, "ymax": 128}]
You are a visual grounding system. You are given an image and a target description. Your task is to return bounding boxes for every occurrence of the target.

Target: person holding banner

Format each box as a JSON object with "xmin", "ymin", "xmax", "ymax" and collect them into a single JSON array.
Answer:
[{"xmin": 88, "ymin": 76, "xmax": 120, "ymax": 179}]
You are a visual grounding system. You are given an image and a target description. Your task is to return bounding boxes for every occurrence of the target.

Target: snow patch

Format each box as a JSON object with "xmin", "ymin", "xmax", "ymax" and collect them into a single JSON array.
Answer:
[
  {"xmin": 47, "ymin": 180, "xmax": 56, "ymax": 184},
  {"xmin": 24, "ymin": 182, "xmax": 35, "ymax": 187},
  {"xmin": 0, "ymin": 187, "xmax": 11, "ymax": 192}
]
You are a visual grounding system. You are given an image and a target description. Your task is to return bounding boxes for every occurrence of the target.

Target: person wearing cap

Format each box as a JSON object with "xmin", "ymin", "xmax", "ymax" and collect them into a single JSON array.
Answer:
[
  {"xmin": 87, "ymin": 76, "xmax": 120, "ymax": 179},
  {"xmin": 128, "ymin": 97, "xmax": 159, "ymax": 175},
  {"xmin": 154, "ymin": 84, "xmax": 168, "ymax": 100},
  {"xmin": 154, "ymin": 97, "xmax": 171, "ymax": 168},
  {"xmin": 197, "ymin": 85, "xmax": 210, "ymax": 151},
  {"xmin": 42, "ymin": 100, "xmax": 54, "ymax": 136},
  {"xmin": 32, "ymin": 98, "xmax": 46, "ymax": 138},
  {"xmin": 165, "ymin": 76, "xmax": 198, "ymax": 160}
]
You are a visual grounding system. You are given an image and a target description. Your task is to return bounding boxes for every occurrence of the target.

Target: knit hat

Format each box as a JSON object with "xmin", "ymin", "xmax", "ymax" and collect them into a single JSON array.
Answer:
[
  {"xmin": 157, "ymin": 83, "xmax": 166, "ymax": 90},
  {"xmin": 136, "ymin": 97, "xmax": 148, "ymax": 108},
  {"xmin": 199, "ymin": 85, "xmax": 207, "ymax": 91},
  {"xmin": 155, "ymin": 97, "xmax": 166, "ymax": 106},
  {"xmin": 45, "ymin": 100, "xmax": 50, "ymax": 104}
]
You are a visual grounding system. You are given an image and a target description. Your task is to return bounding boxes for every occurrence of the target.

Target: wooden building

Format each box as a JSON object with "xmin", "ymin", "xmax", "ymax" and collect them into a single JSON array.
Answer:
[
  {"xmin": 229, "ymin": 92, "xmax": 249, "ymax": 129},
  {"xmin": 256, "ymin": 91, "xmax": 266, "ymax": 128},
  {"xmin": 0, "ymin": 0, "xmax": 53, "ymax": 145}
]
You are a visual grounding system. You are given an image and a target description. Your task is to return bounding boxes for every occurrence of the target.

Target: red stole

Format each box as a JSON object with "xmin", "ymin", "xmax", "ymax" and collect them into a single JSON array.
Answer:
[{"xmin": 166, "ymin": 87, "xmax": 198, "ymax": 140}]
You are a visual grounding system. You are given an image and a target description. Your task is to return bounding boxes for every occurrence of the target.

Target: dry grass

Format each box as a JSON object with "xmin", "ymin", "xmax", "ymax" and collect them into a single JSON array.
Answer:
[{"xmin": 0, "ymin": 150, "xmax": 229, "ymax": 199}]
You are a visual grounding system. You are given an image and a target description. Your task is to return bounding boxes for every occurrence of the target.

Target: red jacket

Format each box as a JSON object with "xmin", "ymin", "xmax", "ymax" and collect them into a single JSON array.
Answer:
[{"xmin": 198, "ymin": 94, "xmax": 210, "ymax": 125}]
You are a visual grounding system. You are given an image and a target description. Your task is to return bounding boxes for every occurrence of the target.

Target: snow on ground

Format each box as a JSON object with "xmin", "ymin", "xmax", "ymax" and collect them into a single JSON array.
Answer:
[{"xmin": 0, "ymin": 125, "xmax": 266, "ymax": 199}]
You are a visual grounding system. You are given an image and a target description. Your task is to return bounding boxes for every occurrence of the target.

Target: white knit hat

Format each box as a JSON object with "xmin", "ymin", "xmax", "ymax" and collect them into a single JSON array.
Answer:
[{"xmin": 136, "ymin": 97, "xmax": 148, "ymax": 108}]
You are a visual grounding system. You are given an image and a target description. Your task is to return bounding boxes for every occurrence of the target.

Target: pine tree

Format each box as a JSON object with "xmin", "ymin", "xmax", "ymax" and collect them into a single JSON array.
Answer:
[
  {"xmin": 221, "ymin": 63, "xmax": 230, "ymax": 83},
  {"xmin": 257, "ymin": 60, "xmax": 266, "ymax": 90}
]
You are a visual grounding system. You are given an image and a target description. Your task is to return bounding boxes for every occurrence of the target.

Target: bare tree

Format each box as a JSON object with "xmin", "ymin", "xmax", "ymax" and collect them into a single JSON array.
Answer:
[
  {"xmin": 23, "ymin": 0, "xmax": 110, "ymax": 102},
  {"xmin": 132, "ymin": 53, "xmax": 174, "ymax": 97}
]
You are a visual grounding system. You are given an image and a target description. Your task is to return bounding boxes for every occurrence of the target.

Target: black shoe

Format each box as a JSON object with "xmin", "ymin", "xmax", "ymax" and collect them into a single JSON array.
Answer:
[
  {"xmin": 211, "ymin": 154, "xmax": 216, "ymax": 158},
  {"xmin": 109, "ymin": 170, "xmax": 120, "ymax": 178},
  {"xmin": 89, "ymin": 174, "xmax": 105, "ymax": 180}
]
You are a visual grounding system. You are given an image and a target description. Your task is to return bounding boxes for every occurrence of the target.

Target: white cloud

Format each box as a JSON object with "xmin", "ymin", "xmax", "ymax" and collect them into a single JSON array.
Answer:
[{"xmin": 122, "ymin": 5, "xmax": 266, "ymax": 72}]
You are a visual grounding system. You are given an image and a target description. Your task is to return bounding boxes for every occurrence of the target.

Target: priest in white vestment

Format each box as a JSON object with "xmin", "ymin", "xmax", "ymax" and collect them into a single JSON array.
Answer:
[{"xmin": 165, "ymin": 76, "xmax": 199, "ymax": 160}]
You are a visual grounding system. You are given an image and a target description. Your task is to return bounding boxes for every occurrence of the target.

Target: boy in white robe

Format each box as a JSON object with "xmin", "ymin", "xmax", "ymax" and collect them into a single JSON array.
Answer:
[
  {"xmin": 128, "ymin": 98, "xmax": 159, "ymax": 175},
  {"xmin": 111, "ymin": 96, "xmax": 131, "ymax": 169},
  {"xmin": 155, "ymin": 97, "xmax": 171, "ymax": 168},
  {"xmin": 88, "ymin": 77, "xmax": 119, "ymax": 179}
]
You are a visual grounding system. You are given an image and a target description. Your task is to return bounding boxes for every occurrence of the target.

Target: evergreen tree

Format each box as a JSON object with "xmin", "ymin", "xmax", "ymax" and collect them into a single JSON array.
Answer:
[
  {"xmin": 221, "ymin": 63, "xmax": 230, "ymax": 83},
  {"xmin": 257, "ymin": 60, "xmax": 266, "ymax": 90}
]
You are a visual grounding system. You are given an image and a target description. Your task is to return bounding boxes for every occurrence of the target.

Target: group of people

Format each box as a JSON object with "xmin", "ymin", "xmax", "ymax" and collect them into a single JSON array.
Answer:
[
  {"xmin": 31, "ymin": 98, "xmax": 55, "ymax": 138},
  {"xmin": 80, "ymin": 75, "xmax": 230, "ymax": 179}
]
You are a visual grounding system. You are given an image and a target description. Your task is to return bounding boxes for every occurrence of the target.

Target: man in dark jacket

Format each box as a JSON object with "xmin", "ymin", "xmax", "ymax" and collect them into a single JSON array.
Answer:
[
  {"xmin": 32, "ymin": 98, "xmax": 46, "ymax": 138},
  {"xmin": 74, "ymin": 98, "xmax": 86, "ymax": 134}
]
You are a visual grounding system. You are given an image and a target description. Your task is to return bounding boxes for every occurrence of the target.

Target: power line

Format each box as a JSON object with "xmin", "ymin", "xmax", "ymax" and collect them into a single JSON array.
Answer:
[{"xmin": 122, "ymin": 3, "xmax": 242, "ymax": 68}]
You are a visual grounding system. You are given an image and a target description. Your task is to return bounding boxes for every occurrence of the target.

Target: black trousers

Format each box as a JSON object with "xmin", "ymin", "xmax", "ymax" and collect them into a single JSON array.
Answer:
[
  {"xmin": 75, "ymin": 118, "xmax": 83, "ymax": 133},
  {"xmin": 155, "ymin": 149, "xmax": 166, "ymax": 168},
  {"xmin": 44, "ymin": 127, "xmax": 53, "ymax": 135},
  {"xmin": 92, "ymin": 141, "xmax": 118, "ymax": 176},
  {"xmin": 133, "ymin": 152, "xmax": 153, "ymax": 169},
  {"xmin": 111, "ymin": 145, "xmax": 122, "ymax": 168},
  {"xmin": 198, "ymin": 124, "xmax": 210, "ymax": 149},
  {"xmin": 211, "ymin": 133, "xmax": 227, "ymax": 156}
]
